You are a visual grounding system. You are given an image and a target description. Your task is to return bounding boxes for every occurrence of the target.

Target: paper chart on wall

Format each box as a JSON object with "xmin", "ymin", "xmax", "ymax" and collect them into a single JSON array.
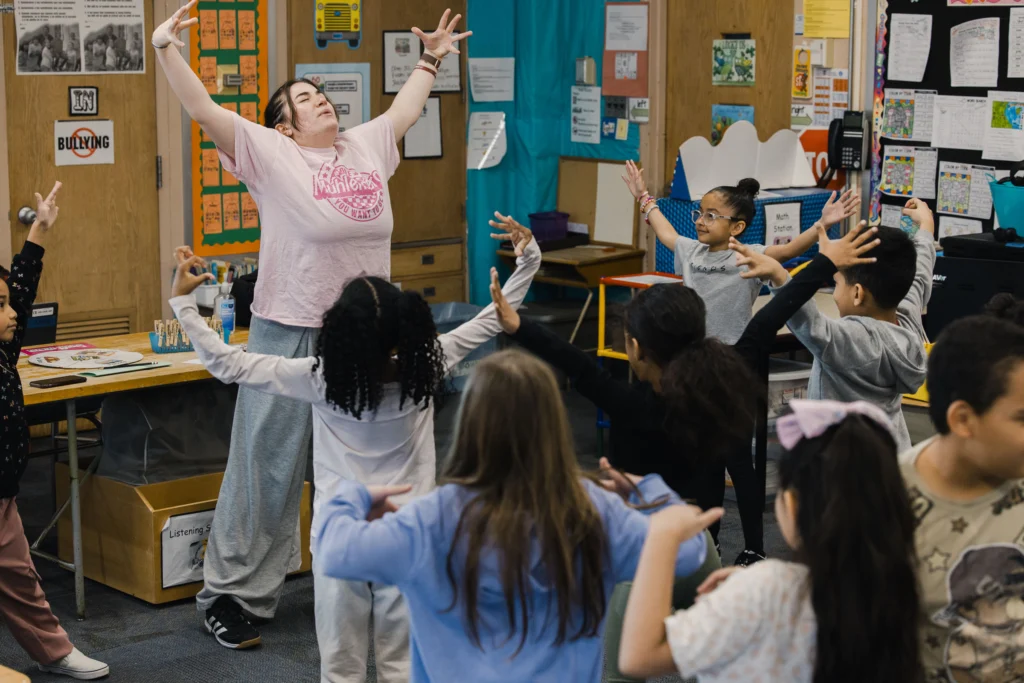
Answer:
[
  {"xmin": 950, "ymin": 18, "xmax": 1000, "ymax": 88},
  {"xmin": 812, "ymin": 68, "xmax": 848, "ymax": 127},
  {"xmin": 1010, "ymin": 9, "xmax": 1024, "ymax": 78},
  {"xmin": 468, "ymin": 58, "xmax": 514, "ymax": 102},
  {"xmin": 887, "ymin": 14, "xmax": 932, "ymax": 83},
  {"xmin": 605, "ymin": 3, "xmax": 648, "ymax": 51},
  {"xmin": 930, "ymin": 95, "xmax": 988, "ymax": 151},
  {"xmin": 881, "ymin": 89, "xmax": 935, "ymax": 143},
  {"xmin": 467, "ymin": 112, "xmax": 507, "ymax": 170},
  {"xmin": 937, "ymin": 162, "xmax": 996, "ymax": 219},
  {"xmin": 880, "ymin": 146, "xmax": 938, "ymax": 199},
  {"xmin": 15, "ymin": 0, "xmax": 146, "ymax": 75},
  {"xmin": 938, "ymin": 216, "xmax": 984, "ymax": 240},
  {"xmin": 983, "ymin": 91, "xmax": 1024, "ymax": 161}
]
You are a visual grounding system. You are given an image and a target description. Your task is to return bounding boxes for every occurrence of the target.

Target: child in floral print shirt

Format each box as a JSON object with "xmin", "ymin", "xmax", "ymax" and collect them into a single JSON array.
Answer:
[{"xmin": 0, "ymin": 182, "xmax": 110, "ymax": 680}]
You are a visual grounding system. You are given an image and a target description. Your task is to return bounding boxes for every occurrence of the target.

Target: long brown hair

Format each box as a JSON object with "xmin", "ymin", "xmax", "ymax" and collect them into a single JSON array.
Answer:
[{"xmin": 440, "ymin": 349, "xmax": 607, "ymax": 656}]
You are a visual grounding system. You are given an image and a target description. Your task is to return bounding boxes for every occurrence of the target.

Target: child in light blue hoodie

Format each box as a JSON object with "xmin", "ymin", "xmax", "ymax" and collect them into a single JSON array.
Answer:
[{"xmin": 315, "ymin": 348, "xmax": 722, "ymax": 683}]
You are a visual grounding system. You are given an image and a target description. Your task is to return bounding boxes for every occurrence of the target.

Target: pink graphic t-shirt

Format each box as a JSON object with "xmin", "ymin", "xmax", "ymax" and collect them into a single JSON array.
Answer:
[{"xmin": 218, "ymin": 114, "xmax": 400, "ymax": 328}]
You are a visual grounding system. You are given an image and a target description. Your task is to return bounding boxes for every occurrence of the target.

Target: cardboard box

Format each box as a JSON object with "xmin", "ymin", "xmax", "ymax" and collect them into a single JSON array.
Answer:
[{"xmin": 56, "ymin": 465, "xmax": 312, "ymax": 604}]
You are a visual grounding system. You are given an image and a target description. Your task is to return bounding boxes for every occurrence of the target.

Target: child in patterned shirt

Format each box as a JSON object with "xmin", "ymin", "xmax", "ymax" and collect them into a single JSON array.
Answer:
[
  {"xmin": 0, "ymin": 182, "xmax": 110, "ymax": 680},
  {"xmin": 618, "ymin": 400, "xmax": 924, "ymax": 683},
  {"xmin": 900, "ymin": 309, "xmax": 1024, "ymax": 683}
]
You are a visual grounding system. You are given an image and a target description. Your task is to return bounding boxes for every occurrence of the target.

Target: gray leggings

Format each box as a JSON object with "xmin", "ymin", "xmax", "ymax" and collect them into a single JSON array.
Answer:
[
  {"xmin": 603, "ymin": 532, "xmax": 721, "ymax": 683},
  {"xmin": 196, "ymin": 315, "xmax": 318, "ymax": 618}
]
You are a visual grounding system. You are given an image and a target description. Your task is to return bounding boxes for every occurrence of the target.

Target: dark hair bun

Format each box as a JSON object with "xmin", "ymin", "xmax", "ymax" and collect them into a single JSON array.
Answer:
[
  {"xmin": 736, "ymin": 178, "xmax": 760, "ymax": 198},
  {"xmin": 985, "ymin": 293, "xmax": 1024, "ymax": 325}
]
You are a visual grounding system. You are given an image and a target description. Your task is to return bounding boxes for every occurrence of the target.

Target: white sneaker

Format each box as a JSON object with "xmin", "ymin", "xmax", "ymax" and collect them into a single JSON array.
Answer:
[{"xmin": 37, "ymin": 647, "xmax": 110, "ymax": 680}]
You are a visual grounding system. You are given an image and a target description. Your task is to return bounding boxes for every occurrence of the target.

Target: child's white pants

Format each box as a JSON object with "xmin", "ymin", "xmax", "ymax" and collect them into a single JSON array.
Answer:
[{"xmin": 313, "ymin": 567, "xmax": 410, "ymax": 683}]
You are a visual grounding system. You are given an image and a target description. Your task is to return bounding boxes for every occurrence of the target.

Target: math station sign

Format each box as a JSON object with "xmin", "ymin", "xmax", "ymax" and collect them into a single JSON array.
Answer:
[{"xmin": 54, "ymin": 119, "xmax": 114, "ymax": 166}]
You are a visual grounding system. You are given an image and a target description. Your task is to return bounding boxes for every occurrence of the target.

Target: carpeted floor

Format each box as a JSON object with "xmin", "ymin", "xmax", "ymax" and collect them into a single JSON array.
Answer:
[{"xmin": 5, "ymin": 384, "xmax": 933, "ymax": 682}]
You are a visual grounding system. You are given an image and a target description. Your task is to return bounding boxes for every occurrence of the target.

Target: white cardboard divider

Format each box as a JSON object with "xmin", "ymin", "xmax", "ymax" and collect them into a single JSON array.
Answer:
[{"xmin": 676, "ymin": 121, "xmax": 816, "ymax": 200}]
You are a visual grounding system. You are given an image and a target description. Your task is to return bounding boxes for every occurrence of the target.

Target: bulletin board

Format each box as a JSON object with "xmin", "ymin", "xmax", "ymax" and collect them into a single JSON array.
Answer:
[
  {"xmin": 871, "ymin": 0, "xmax": 1024, "ymax": 236},
  {"xmin": 189, "ymin": 0, "xmax": 270, "ymax": 257}
]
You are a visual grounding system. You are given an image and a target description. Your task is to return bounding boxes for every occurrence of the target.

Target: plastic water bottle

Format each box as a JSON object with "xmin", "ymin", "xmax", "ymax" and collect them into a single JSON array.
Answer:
[{"xmin": 214, "ymin": 284, "xmax": 235, "ymax": 343}]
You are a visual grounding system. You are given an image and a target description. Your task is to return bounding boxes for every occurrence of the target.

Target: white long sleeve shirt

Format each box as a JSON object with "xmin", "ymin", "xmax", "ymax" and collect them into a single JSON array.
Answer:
[{"xmin": 170, "ymin": 238, "xmax": 541, "ymax": 540}]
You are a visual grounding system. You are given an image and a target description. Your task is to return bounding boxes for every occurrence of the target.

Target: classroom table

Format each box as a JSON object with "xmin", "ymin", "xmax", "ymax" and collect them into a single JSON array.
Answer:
[
  {"xmin": 19, "ymin": 329, "xmax": 249, "ymax": 619},
  {"xmin": 497, "ymin": 245, "xmax": 646, "ymax": 344}
]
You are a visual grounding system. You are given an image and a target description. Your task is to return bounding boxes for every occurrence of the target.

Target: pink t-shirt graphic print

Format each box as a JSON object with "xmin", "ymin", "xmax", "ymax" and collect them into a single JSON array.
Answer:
[
  {"xmin": 313, "ymin": 163, "xmax": 386, "ymax": 222},
  {"xmin": 218, "ymin": 114, "xmax": 400, "ymax": 328}
]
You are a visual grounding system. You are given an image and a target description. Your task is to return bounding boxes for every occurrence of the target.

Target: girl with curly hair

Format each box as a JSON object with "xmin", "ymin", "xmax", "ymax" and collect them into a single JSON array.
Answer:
[{"xmin": 168, "ymin": 215, "xmax": 539, "ymax": 683}]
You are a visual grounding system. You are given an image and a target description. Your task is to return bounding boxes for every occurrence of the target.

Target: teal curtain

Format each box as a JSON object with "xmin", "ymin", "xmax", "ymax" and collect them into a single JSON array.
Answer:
[{"xmin": 465, "ymin": 0, "xmax": 643, "ymax": 304}]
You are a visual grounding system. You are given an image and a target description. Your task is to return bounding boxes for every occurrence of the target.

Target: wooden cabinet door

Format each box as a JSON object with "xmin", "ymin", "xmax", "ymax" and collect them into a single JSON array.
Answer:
[{"xmin": 3, "ymin": 13, "xmax": 161, "ymax": 333}]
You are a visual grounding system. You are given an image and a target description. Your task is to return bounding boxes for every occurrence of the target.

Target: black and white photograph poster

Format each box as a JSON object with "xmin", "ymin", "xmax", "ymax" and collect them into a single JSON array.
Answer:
[{"xmin": 16, "ymin": 0, "xmax": 146, "ymax": 76}]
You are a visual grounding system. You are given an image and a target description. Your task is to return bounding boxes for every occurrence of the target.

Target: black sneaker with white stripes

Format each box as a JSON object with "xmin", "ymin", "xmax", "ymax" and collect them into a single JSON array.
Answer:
[
  {"xmin": 205, "ymin": 596, "xmax": 262, "ymax": 649},
  {"xmin": 734, "ymin": 549, "xmax": 767, "ymax": 567}
]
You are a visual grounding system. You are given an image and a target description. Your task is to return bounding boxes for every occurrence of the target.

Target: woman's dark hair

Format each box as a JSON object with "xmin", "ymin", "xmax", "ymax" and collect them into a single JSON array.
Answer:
[
  {"xmin": 264, "ymin": 78, "xmax": 325, "ymax": 131},
  {"xmin": 779, "ymin": 415, "xmax": 923, "ymax": 683},
  {"xmin": 710, "ymin": 177, "xmax": 760, "ymax": 225},
  {"xmin": 314, "ymin": 276, "xmax": 446, "ymax": 419},
  {"xmin": 624, "ymin": 284, "xmax": 759, "ymax": 455},
  {"xmin": 441, "ymin": 350, "xmax": 608, "ymax": 657}
]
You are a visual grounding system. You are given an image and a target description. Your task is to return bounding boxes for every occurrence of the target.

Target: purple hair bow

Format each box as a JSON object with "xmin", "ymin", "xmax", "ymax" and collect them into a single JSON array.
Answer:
[{"xmin": 776, "ymin": 399, "xmax": 895, "ymax": 450}]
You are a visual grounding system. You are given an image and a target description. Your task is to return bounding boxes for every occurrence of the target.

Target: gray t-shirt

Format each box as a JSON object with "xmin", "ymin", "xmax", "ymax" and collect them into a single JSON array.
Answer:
[{"xmin": 674, "ymin": 237, "xmax": 767, "ymax": 345}]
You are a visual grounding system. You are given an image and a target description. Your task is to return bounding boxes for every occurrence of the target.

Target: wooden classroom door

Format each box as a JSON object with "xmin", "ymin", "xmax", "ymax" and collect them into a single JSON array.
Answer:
[{"xmin": 3, "ymin": 13, "xmax": 161, "ymax": 336}]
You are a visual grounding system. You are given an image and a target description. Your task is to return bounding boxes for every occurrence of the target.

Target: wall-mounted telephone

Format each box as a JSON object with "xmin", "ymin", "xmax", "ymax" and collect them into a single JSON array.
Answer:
[{"xmin": 819, "ymin": 111, "xmax": 865, "ymax": 188}]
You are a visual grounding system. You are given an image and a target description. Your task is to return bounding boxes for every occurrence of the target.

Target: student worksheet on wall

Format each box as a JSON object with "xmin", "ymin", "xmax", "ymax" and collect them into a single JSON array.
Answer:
[
  {"xmin": 880, "ymin": 146, "xmax": 938, "ymax": 199},
  {"xmin": 1010, "ymin": 9, "xmax": 1024, "ymax": 78},
  {"xmin": 937, "ymin": 162, "xmax": 996, "ymax": 219},
  {"xmin": 882, "ymin": 89, "xmax": 935, "ymax": 142},
  {"xmin": 983, "ymin": 91, "xmax": 1024, "ymax": 161},
  {"xmin": 931, "ymin": 95, "xmax": 988, "ymax": 151},
  {"xmin": 950, "ymin": 18, "xmax": 1000, "ymax": 88},
  {"xmin": 888, "ymin": 14, "xmax": 932, "ymax": 82}
]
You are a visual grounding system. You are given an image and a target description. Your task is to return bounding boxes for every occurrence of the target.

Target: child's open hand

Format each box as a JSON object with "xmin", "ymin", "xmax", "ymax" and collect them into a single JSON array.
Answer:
[
  {"xmin": 489, "ymin": 267, "xmax": 521, "ymax": 334},
  {"xmin": 650, "ymin": 504, "xmax": 724, "ymax": 545},
  {"xmin": 730, "ymin": 239, "xmax": 788, "ymax": 287},
  {"xmin": 819, "ymin": 189, "xmax": 860, "ymax": 227},
  {"xmin": 365, "ymin": 484, "xmax": 412, "ymax": 521},
  {"xmin": 171, "ymin": 246, "xmax": 215, "ymax": 298},
  {"xmin": 902, "ymin": 198, "xmax": 934, "ymax": 235},
  {"xmin": 489, "ymin": 212, "xmax": 533, "ymax": 257},
  {"xmin": 816, "ymin": 221, "xmax": 880, "ymax": 270},
  {"xmin": 621, "ymin": 160, "xmax": 647, "ymax": 200}
]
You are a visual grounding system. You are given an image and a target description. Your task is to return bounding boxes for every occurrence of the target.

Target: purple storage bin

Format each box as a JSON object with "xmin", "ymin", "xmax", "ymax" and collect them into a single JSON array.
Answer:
[{"xmin": 528, "ymin": 211, "xmax": 570, "ymax": 243}]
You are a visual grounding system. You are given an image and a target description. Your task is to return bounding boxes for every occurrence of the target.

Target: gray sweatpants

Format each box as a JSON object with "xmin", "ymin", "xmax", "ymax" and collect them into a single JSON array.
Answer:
[{"xmin": 196, "ymin": 314, "xmax": 318, "ymax": 618}]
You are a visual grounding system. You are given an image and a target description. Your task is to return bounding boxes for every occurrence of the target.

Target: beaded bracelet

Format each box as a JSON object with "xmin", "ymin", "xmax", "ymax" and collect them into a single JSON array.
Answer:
[{"xmin": 643, "ymin": 204, "xmax": 661, "ymax": 224}]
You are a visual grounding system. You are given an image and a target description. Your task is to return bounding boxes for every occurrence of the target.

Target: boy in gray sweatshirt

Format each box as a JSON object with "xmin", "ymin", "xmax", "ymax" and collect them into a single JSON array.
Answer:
[{"xmin": 773, "ymin": 199, "xmax": 936, "ymax": 451}]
